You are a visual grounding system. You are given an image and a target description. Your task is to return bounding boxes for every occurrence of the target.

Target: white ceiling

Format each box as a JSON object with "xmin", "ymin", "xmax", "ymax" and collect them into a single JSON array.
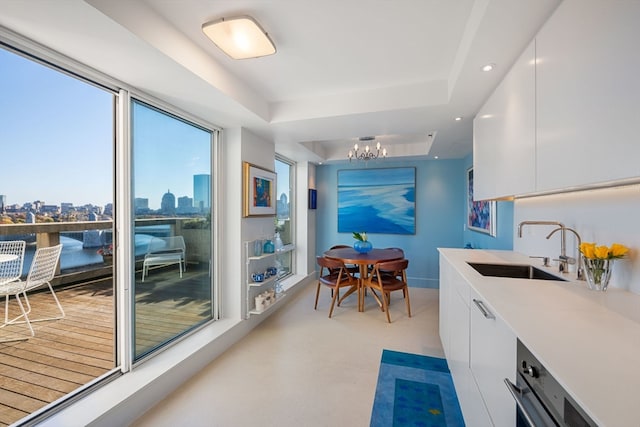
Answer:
[{"xmin": 0, "ymin": 0, "xmax": 561, "ymax": 163}]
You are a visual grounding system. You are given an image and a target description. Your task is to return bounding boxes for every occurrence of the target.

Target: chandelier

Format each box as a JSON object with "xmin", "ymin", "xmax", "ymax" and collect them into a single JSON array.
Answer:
[{"xmin": 348, "ymin": 137, "xmax": 387, "ymax": 162}]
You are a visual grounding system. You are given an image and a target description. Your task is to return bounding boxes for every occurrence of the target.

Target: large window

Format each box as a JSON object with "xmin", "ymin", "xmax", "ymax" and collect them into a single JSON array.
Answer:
[
  {"xmin": 0, "ymin": 46, "xmax": 116, "ymax": 423},
  {"xmin": 131, "ymin": 99, "xmax": 215, "ymax": 360},
  {"xmin": 275, "ymin": 156, "xmax": 295, "ymax": 278}
]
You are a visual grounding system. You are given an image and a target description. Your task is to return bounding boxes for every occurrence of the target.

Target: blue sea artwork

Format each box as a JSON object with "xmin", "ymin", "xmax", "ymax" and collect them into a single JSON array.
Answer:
[{"xmin": 338, "ymin": 167, "xmax": 415, "ymax": 235}]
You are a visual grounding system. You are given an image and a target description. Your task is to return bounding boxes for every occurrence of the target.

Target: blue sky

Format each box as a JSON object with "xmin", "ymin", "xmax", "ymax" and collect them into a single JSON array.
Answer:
[
  {"xmin": 1, "ymin": 48, "xmax": 113, "ymax": 207},
  {"xmin": 1, "ymin": 48, "xmax": 212, "ymax": 209}
]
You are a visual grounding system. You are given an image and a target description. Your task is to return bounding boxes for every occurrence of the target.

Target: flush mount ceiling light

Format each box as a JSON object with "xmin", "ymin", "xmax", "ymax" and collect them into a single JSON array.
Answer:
[
  {"xmin": 202, "ymin": 16, "xmax": 276, "ymax": 59},
  {"xmin": 348, "ymin": 136, "xmax": 387, "ymax": 162}
]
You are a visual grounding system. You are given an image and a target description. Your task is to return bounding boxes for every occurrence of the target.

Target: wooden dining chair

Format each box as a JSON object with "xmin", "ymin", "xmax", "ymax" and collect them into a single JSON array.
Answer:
[
  {"xmin": 368, "ymin": 258, "xmax": 411, "ymax": 323},
  {"xmin": 329, "ymin": 245, "xmax": 360, "ymax": 275},
  {"xmin": 315, "ymin": 256, "xmax": 357, "ymax": 318}
]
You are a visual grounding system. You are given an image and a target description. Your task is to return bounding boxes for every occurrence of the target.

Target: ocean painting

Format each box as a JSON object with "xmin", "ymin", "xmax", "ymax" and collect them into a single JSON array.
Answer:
[{"xmin": 338, "ymin": 167, "xmax": 415, "ymax": 235}]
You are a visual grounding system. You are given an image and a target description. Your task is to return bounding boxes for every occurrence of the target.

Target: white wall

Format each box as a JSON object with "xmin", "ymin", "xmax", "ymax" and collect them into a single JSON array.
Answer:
[{"xmin": 513, "ymin": 184, "xmax": 640, "ymax": 294}]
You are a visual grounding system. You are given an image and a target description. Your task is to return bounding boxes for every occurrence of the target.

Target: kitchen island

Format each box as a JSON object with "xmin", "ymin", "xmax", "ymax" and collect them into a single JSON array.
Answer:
[{"xmin": 439, "ymin": 248, "xmax": 640, "ymax": 427}]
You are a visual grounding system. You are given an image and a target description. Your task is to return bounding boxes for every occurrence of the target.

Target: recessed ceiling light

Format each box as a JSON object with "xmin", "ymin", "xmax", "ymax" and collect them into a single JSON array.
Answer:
[
  {"xmin": 454, "ymin": 117, "xmax": 463, "ymax": 121},
  {"xmin": 202, "ymin": 16, "xmax": 276, "ymax": 59},
  {"xmin": 434, "ymin": 156, "xmax": 439, "ymax": 159},
  {"xmin": 482, "ymin": 63, "xmax": 495, "ymax": 72}
]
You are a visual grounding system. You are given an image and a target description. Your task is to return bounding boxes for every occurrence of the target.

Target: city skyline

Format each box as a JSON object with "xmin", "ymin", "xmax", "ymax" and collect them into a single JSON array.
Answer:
[{"xmin": 2, "ymin": 47, "xmax": 212, "ymax": 210}]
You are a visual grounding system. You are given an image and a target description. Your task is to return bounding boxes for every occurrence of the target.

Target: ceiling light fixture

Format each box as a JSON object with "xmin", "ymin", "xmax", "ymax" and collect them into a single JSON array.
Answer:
[
  {"xmin": 348, "ymin": 136, "xmax": 387, "ymax": 162},
  {"xmin": 202, "ymin": 16, "xmax": 276, "ymax": 59},
  {"xmin": 482, "ymin": 63, "xmax": 495, "ymax": 72},
  {"xmin": 454, "ymin": 117, "xmax": 463, "ymax": 121}
]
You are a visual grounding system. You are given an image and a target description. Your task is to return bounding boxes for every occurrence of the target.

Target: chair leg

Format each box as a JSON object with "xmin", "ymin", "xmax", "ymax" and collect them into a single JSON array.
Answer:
[
  {"xmin": 21, "ymin": 283, "xmax": 65, "ymax": 322},
  {"xmin": 314, "ymin": 282, "xmax": 321, "ymax": 309},
  {"xmin": 404, "ymin": 287, "xmax": 412, "ymax": 318},
  {"xmin": 0, "ymin": 294, "xmax": 34, "ymax": 342},
  {"xmin": 382, "ymin": 289, "xmax": 391, "ymax": 323},
  {"xmin": 328, "ymin": 286, "xmax": 339, "ymax": 318}
]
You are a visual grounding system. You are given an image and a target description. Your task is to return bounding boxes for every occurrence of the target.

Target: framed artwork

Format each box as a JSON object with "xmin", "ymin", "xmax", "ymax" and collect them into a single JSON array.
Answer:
[
  {"xmin": 243, "ymin": 162, "xmax": 276, "ymax": 217},
  {"xmin": 467, "ymin": 167, "xmax": 496, "ymax": 236},
  {"xmin": 337, "ymin": 167, "xmax": 415, "ymax": 235},
  {"xmin": 308, "ymin": 189, "xmax": 317, "ymax": 209}
]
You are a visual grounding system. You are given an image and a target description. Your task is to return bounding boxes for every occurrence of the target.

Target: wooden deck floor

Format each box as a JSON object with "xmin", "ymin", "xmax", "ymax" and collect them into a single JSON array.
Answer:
[
  {"xmin": 0, "ymin": 265, "xmax": 211, "ymax": 426},
  {"xmin": 0, "ymin": 279, "xmax": 114, "ymax": 426}
]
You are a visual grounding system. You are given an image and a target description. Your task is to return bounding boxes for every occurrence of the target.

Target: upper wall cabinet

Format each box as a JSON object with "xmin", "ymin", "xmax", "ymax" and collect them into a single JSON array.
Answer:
[
  {"xmin": 474, "ymin": 0, "xmax": 640, "ymax": 199},
  {"xmin": 473, "ymin": 41, "xmax": 536, "ymax": 200},
  {"xmin": 536, "ymin": 0, "xmax": 640, "ymax": 191}
]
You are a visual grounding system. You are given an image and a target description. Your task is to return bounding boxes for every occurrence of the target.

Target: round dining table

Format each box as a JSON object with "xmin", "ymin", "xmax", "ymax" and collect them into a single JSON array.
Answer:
[{"xmin": 323, "ymin": 247, "xmax": 404, "ymax": 312}]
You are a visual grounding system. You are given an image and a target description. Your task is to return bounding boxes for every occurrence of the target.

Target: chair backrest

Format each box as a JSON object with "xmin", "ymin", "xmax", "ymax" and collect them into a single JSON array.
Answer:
[
  {"xmin": 0, "ymin": 240, "xmax": 26, "ymax": 284},
  {"xmin": 26, "ymin": 244, "xmax": 63, "ymax": 289},
  {"xmin": 316, "ymin": 256, "xmax": 346, "ymax": 271},
  {"xmin": 330, "ymin": 245, "xmax": 351, "ymax": 250},
  {"xmin": 385, "ymin": 247, "xmax": 405, "ymax": 256},
  {"xmin": 376, "ymin": 258, "xmax": 409, "ymax": 274},
  {"xmin": 147, "ymin": 236, "xmax": 186, "ymax": 255}
]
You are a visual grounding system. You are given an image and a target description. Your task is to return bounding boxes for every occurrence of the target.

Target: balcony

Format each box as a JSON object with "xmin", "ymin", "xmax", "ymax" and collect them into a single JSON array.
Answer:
[{"xmin": 0, "ymin": 218, "xmax": 212, "ymax": 426}]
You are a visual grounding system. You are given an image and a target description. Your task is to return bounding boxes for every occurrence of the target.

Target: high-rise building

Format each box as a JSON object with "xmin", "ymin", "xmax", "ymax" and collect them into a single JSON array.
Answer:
[
  {"xmin": 193, "ymin": 174, "xmax": 210, "ymax": 212},
  {"xmin": 0, "ymin": 195, "xmax": 6, "ymax": 214}
]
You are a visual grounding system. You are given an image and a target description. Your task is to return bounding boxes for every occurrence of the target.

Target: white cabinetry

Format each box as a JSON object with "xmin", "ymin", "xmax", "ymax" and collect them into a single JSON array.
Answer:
[
  {"xmin": 535, "ymin": 0, "xmax": 640, "ymax": 191},
  {"xmin": 439, "ymin": 256, "xmax": 492, "ymax": 426},
  {"xmin": 469, "ymin": 288, "xmax": 516, "ymax": 427},
  {"xmin": 474, "ymin": 40, "xmax": 536, "ymax": 200},
  {"xmin": 474, "ymin": 0, "xmax": 640, "ymax": 198}
]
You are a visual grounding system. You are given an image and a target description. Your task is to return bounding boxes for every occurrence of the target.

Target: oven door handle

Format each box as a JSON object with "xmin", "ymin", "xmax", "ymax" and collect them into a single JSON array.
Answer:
[{"xmin": 504, "ymin": 378, "xmax": 539, "ymax": 427}]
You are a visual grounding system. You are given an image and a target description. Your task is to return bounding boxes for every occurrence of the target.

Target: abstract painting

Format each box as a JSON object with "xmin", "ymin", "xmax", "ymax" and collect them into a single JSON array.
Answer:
[
  {"xmin": 243, "ymin": 162, "xmax": 276, "ymax": 217},
  {"xmin": 467, "ymin": 167, "xmax": 496, "ymax": 236},
  {"xmin": 338, "ymin": 167, "xmax": 415, "ymax": 234}
]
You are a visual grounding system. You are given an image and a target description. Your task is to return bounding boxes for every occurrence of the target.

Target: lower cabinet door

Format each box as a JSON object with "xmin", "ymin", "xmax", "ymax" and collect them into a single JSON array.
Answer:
[{"xmin": 470, "ymin": 288, "xmax": 517, "ymax": 427}]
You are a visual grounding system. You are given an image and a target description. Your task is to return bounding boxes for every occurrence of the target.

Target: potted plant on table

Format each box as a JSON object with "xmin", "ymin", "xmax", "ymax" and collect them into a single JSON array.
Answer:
[{"xmin": 352, "ymin": 231, "xmax": 373, "ymax": 254}]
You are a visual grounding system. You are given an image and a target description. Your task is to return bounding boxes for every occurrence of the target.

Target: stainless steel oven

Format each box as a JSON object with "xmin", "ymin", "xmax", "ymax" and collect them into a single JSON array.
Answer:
[{"xmin": 505, "ymin": 340, "xmax": 597, "ymax": 427}]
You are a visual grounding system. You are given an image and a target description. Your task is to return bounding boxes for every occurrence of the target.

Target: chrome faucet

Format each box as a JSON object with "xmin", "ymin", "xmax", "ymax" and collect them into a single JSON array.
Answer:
[
  {"xmin": 547, "ymin": 226, "xmax": 585, "ymax": 280},
  {"xmin": 517, "ymin": 221, "xmax": 567, "ymax": 272}
]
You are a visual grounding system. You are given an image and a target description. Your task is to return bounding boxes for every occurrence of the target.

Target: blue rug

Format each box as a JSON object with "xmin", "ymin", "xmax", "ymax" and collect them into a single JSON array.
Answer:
[{"xmin": 370, "ymin": 350, "xmax": 465, "ymax": 427}]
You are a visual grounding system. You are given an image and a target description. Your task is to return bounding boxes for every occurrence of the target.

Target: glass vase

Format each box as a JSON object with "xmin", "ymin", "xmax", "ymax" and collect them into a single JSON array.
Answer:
[
  {"xmin": 353, "ymin": 240, "xmax": 373, "ymax": 254},
  {"xmin": 582, "ymin": 256, "xmax": 613, "ymax": 291}
]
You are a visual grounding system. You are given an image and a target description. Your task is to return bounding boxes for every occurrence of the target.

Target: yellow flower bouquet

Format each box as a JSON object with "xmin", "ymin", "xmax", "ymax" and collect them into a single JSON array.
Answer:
[{"xmin": 579, "ymin": 242, "xmax": 629, "ymax": 291}]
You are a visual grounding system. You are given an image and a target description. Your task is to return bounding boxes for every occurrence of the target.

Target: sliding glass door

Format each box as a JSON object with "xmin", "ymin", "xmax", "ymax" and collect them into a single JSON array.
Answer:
[{"xmin": 130, "ymin": 99, "xmax": 214, "ymax": 361}]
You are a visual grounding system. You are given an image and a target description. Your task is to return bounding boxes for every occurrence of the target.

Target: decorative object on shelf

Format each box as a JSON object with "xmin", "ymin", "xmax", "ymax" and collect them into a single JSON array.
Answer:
[
  {"xmin": 97, "ymin": 244, "xmax": 113, "ymax": 265},
  {"xmin": 337, "ymin": 167, "xmax": 416, "ymax": 235},
  {"xmin": 263, "ymin": 239, "xmax": 275, "ymax": 254},
  {"xmin": 251, "ymin": 272, "xmax": 265, "ymax": 283},
  {"xmin": 353, "ymin": 231, "xmax": 373, "ymax": 254},
  {"xmin": 467, "ymin": 167, "xmax": 496, "ymax": 236},
  {"xmin": 579, "ymin": 242, "xmax": 629, "ymax": 291},
  {"xmin": 274, "ymin": 232, "xmax": 283, "ymax": 251},
  {"xmin": 253, "ymin": 239, "xmax": 263, "ymax": 257},
  {"xmin": 243, "ymin": 162, "xmax": 277, "ymax": 217},
  {"xmin": 348, "ymin": 136, "xmax": 387, "ymax": 162}
]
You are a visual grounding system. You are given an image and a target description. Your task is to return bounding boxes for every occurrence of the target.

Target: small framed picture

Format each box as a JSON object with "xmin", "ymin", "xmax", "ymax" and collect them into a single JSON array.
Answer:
[
  {"xmin": 467, "ymin": 167, "xmax": 496, "ymax": 236},
  {"xmin": 309, "ymin": 189, "xmax": 317, "ymax": 209},
  {"xmin": 243, "ymin": 162, "xmax": 277, "ymax": 217}
]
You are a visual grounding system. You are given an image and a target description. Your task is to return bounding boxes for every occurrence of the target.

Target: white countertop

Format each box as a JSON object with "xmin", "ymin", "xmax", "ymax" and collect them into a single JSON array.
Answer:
[{"xmin": 439, "ymin": 248, "xmax": 640, "ymax": 427}]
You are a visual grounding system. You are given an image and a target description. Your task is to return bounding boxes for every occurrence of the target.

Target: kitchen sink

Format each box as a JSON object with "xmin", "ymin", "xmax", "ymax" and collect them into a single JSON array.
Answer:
[{"xmin": 467, "ymin": 262, "xmax": 567, "ymax": 281}]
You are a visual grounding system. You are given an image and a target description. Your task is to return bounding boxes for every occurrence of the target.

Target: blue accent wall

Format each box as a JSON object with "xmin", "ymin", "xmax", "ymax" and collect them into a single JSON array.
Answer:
[{"xmin": 315, "ymin": 156, "xmax": 514, "ymax": 288}]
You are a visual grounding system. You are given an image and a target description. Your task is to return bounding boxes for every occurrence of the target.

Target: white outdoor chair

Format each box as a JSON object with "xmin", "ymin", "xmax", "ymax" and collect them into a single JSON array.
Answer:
[
  {"xmin": 141, "ymin": 236, "xmax": 186, "ymax": 282},
  {"xmin": 1, "ymin": 243, "xmax": 63, "ymax": 342}
]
